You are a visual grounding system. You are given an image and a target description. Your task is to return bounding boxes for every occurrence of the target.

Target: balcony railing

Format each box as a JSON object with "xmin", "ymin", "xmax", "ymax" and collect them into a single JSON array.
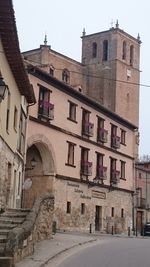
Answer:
[
  {"xmin": 97, "ymin": 128, "xmax": 108, "ymax": 143},
  {"xmin": 81, "ymin": 160, "xmax": 92, "ymax": 176},
  {"xmin": 97, "ymin": 165, "xmax": 107, "ymax": 180},
  {"xmin": 38, "ymin": 100, "xmax": 54, "ymax": 120},
  {"xmin": 111, "ymin": 136, "xmax": 120, "ymax": 149},
  {"xmin": 82, "ymin": 122, "xmax": 94, "ymax": 137},
  {"xmin": 111, "ymin": 170, "xmax": 120, "ymax": 184},
  {"xmin": 136, "ymin": 198, "xmax": 146, "ymax": 209}
]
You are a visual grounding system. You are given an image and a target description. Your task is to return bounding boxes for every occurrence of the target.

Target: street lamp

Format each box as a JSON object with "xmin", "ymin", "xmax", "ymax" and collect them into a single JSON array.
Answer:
[
  {"xmin": 25, "ymin": 157, "xmax": 37, "ymax": 171},
  {"xmin": 0, "ymin": 77, "xmax": 8, "ymax": 102}
]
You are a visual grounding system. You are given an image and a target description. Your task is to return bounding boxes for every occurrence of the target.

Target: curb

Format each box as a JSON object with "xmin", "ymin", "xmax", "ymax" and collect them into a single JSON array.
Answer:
[{"xmin": 39, "ymin": 238, "xmax": 97, "ymax": 267}]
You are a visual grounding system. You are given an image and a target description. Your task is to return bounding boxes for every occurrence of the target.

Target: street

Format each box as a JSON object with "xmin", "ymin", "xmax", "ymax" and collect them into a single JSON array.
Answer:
[{"xmin": 53, "ymin": 237, "xmax": 150, "ymax": 267}]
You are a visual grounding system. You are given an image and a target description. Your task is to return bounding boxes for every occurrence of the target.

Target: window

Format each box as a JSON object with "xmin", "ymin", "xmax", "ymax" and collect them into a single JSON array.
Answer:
[
  {"xmin": 6, "ymin": 91, "xmax": 10, "ymax": 132},
  {"xmin": 97, "ymin": 117, "xmax": 108, "ymax": 143},
  {"xmin": 6, "ymin": 162, "xmax": 12, "ymax": 204},
  {"xmin": 122, "ymin": 41, "xmax": 126, "ymax": 60},
  {"xmin": 18, "ymin": 109, "xmax": 26, "ymax": 155},
  {"xmin": 92, "ymin": 42, "xmax": 97, "ymax": 58},
  {"xmin": 62, "ymin": 69, "xmax": 70, "ymax": 83},
  {"xmin": 120, "ymin": 129, "xmax": 126, "ymax": 145},
  {"xmin": 38, "ymin": 86, "xmax": 54, "ymax": 121},
  {"xmin": 81, "ymin": 203, "xmax": 85, "ymax": 215},
  {"xmin": 80, "ymin": 147, "xmax": 92, "ymax": 177},
  {"xmin": 68, "ymin": 101, "xmax": 77, "ymax": 122},
  {"xmin": 111, "ymin": 207, "xmax": 114, "ymax": 217},
  {"xmin": 120, "ymin": 161, "xmax": 126, "ymax": 179},
  {"xmin": 82, "ymin": 109, "xmax": 93, "ymax": 137},
  {"xmin": 121, "ymin": 208, "xmax": 124, "ymax": 218},
  {"xmin": 66, "ymin": 201, "xmax": 71, "ymax": 214},
  {"xmin": 103, "ymin": 40, "xmax": 108, "ymax": 61},
  {"xmin": 66, "ymin": 141, "xmax": 76, "ymax": 166},
  {"xmin": 111, "ymin": 124, "xmax": 120, "ymax": 149},
  {"xmin": 49, "ymin": 65, "xmax": 54, "ymax": 76},
  {"xmin": 13, "ymin": 106, "xmax": 18, "ymax": 131},
  {"xmin": 17, "ymin": 172, "xmax": 21, "ymax": 196},
  {"xmin": 130, "ymin": 45, "xmax": 134, "ymax": 66},
  {"xmin": 110, "ymin": 157, "xmax": 120, "ymax": 184}
]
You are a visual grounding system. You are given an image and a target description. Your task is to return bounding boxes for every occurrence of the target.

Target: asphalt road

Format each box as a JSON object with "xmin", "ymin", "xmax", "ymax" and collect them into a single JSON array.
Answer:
[{"xmin": 56, "ymin": 237, "xmax": 150, "ymax": 267}]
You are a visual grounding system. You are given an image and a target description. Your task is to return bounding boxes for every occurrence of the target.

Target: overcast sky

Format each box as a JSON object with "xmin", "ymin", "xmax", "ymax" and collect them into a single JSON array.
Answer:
[{"xmin": 13, "ymin": 0, "xmax": 150, "ymax": 157}]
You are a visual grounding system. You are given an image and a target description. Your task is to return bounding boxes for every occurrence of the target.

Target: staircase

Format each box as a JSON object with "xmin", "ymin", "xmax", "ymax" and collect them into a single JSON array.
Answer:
[{"xmin": 0, "ymin": 209, "xmax": 30, "ymax": 266}]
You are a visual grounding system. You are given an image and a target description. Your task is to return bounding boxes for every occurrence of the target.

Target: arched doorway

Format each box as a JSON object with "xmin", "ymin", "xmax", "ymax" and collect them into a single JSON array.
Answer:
[{"xmin": 23, "ymin": 136, "xmax": 56, "ymax": 208}]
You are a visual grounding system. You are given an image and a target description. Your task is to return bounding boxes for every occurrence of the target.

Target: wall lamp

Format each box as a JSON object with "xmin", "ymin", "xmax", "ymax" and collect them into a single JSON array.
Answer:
[
  {"xmin": 25, "ymin": 157, "xmax": 37, "ymax": 171},
  {"xmin": 0, "ymin": 77, "xmax": 8, "ymax": 102}
]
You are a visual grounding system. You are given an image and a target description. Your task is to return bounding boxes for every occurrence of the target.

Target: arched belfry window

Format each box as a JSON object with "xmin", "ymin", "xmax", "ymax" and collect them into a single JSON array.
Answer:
[
  {"xmin": 103, "ymin": 40, "xmax": 108, "ymax": 61},
  {"xmin": 92, "ymin": 42, "xmax": 97, "ymax": 58},
  {"xmin": 49, "ymin": 65, "xmax": 54, "ymax": 76},
  {"xmin": 130, "ymin": 45, "xmax": 134, "ymax": 66},
  {"xmin": 62, "ymin": 69, "xmax": 70, "ymax": 83},
  {"xmin": 122, "ymin": 41, "xmax": 126, "ymax": 60}
]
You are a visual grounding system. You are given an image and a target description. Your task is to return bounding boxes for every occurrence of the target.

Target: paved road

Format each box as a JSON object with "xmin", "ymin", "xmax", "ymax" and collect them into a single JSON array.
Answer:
[{"xmin": 54, "ymin": 238, "xmax": 150, "ymax": 267}]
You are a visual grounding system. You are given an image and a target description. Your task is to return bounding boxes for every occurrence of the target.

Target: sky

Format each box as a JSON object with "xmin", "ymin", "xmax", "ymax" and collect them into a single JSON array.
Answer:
[{"xmin": 13, "ymin": 0, "xmax": 150, "ymax": 157}]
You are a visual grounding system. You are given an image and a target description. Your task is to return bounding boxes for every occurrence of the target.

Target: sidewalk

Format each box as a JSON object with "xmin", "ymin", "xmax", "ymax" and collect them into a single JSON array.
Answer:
[
  {"xmin": 16, "ymin": 232, "xmax": 97, "ymax": 267},
  {"xmin": 15, "ymin": 231, "xmax": 145, "ymax": 267}
]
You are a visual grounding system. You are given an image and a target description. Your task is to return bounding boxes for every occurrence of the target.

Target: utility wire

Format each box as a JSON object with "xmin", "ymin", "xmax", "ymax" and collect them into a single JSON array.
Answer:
[{"xmin": 24, "ymin": 58, "xmax": 150, "ymax": 88}]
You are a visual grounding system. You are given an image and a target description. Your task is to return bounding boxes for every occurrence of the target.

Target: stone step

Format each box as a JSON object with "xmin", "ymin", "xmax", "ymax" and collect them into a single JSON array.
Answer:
[
  {"xmin": 2, "ymin": 212, "xmax": 28, "ymax": 218},
  {"xmin": 0, "ymin": 236, "xmax": 7, "ymax": 244},
  {"xmin": 6, "ymin": 208, "xmax": 30, "ymax": 213},
  {"xmin": 0, "ymin": 224, "xmax": 17, "ymax": 230},
  {"xmin": 0, "ymin": 217, "xmax": 25, "ymax": 224},
  {"xmin": 0, "ymin": 230, "xmax": 9, "ymax": 236}
]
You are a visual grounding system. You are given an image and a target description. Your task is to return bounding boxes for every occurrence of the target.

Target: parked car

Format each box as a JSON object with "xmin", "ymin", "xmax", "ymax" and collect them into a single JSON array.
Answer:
[{"xmin": 143, "ymin": 222, "xmax": 150, "ymax": 236}]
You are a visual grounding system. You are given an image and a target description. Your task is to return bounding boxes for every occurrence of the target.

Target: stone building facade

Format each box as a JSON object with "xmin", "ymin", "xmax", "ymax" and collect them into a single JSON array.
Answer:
[
  {"xmin": 23, "ymin": 22, "xmax": 141, "ymax": 127},
  {"xmin": 134, "ymin": 162, "xmax": 150, "ymax": 234},
  {"xmin": 23, "ymin": 65, "xmax": 138, "ymax": 234},
  {"xmin": 0, "ymin": 0, "xmax": 35, "ymax": 210},
  {"xmin": 22, "ymin": 23, "xmax": 140, "ymax": 234}
]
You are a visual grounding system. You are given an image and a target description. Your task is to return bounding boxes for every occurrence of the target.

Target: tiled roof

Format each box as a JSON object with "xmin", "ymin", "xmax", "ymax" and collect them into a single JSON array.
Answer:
[{"xmin": 0, "ymin": 0, "xmax": 35, "ymax": 103}]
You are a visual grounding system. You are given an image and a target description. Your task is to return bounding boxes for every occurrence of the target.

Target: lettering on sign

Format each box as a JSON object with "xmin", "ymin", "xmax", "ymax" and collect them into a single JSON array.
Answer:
[
  {"xmin": 80, "ymin": 194, "xmax": 91, "ymax": 200},
  {"xmin": 74, "ymin": 188, "xmax": 83, "ymax": 193},
  {"xmin": 67, "ymin": 182, "xmax": 79, "ymax": 188},
  {"xmin": 92, "ymin": 190, "xmax": 106, "ymax": 199}
]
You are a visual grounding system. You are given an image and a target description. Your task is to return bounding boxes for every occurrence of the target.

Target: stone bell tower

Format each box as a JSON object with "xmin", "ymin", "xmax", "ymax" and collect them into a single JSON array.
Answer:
[{"xmin": 81, "ymin": 21, "xmax": 141, "ymax": 127}]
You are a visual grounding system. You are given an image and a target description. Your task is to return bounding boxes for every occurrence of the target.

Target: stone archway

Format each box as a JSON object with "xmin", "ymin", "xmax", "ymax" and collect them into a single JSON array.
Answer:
[{"xmin": 23, "ymin": 134, "xmax": 56, "ymax": 208}]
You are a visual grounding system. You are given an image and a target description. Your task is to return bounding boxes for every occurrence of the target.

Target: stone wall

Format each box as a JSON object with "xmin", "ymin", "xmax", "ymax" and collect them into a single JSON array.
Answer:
[
  {"xmin": 54, "ymin": 178, "xmax": 133, "ymax": 234},
  {"xmin": 5, "ymin": 193, "xmax": 54, "ymax": 264}
]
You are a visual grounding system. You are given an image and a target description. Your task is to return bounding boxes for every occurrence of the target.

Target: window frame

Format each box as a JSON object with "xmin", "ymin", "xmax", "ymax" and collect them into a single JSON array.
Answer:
[
  {"xmin": 66, "ymin": 201, "xmax": 71, "ymax": 214},
  {"xmin": 66, "ymin": 141, "xmax": 76, "ymax": 167},
  {"xmin": 103, "ymin": 40, "xmax": 108, "ymax": 61},
  {"xmin": 92, "ymin": 42, "xmax": 97, "ymax": 58},
  {"xmin": 67, "ymin": 101, "xmax": 77, "ymax": 123},
  {"xmin": 13, "ymin": 106, "xmax": 18, "ymax": 131},
  {"xmin": 81, "ymin": 203, "xmax": 85, "ymax": 215},
  {"xmin": 120, "ymin": 129, "xmax": 126, "ymax": 145},
  {"xmin": 120, "ymin": 160, "xmax": 126, "ymax": 180}
]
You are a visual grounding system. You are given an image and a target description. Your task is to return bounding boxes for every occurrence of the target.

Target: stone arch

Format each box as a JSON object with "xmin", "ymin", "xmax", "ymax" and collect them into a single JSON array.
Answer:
[
  {"xmin": 23, "ymin": 134, "xmax": 57, "ymax": 208},
  {"xmin": 27, "ymin": 134, "xmax": 57, "ymax": 174}
]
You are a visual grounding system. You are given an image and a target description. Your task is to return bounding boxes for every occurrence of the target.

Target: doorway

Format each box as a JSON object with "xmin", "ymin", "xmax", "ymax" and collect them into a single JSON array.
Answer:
[
  {"xmin": 95, "ymin": 205, "xmax": 102, "ymax": 231},
  {"xmin": 136, "ymin": 211, "xmax": 143, "ymax": 234}
]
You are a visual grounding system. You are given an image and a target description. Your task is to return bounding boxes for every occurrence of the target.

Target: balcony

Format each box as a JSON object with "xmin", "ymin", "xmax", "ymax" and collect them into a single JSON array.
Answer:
[
  {"xmin": 111, "ymin": 170, "xmax": 120, "ymax": 184},
  {"xmin": 38, "ymin": 100, "xmax": 54, "ymax": 120},
  {"xmin": 97, "ymin": 165, "xmax": 107, "ymax": 180},
  {"xmin": 81, "ymin": 161, "xmax": 92, "ymax": 176},
  {"xmin": 111, "ymin": 136, "xmax": 120, "ymax": 149},
  {"xmin": 136, "ymin": 198, "xmax": 146, "ymax": 209},
  {"xmin": 82, "ymin": 122, "xmax": 94, "ymax": 137},
  {"xmin": 97, "ymin": 128, "xmax": 108, "ymax": 143}
]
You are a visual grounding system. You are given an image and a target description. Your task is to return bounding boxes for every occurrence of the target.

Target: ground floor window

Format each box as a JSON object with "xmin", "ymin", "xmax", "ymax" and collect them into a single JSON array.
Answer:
[
  {"xmin": 81, "ymin": 203, "xmax": 85, "ymax": 214},
  {"xmin": 66, "ymin": 201, "xmax": 71, "ymax": 214}
]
